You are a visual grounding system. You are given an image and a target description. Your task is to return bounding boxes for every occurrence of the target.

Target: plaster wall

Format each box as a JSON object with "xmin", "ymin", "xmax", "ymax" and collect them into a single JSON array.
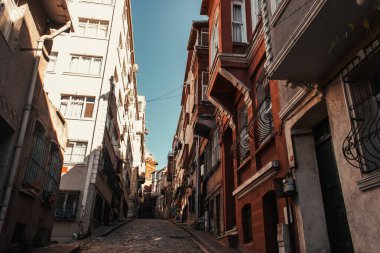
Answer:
[{"xmin": 325, "ymin": 78, "xmax": 380, "ymax": 253}]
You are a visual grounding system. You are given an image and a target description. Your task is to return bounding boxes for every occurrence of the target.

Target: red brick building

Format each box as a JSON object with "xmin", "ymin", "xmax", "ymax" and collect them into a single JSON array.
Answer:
[
  {"xmin": 0, "ymin": 0, "xmax": 71, "ymax": 251},
  {"xmin": 200, "ymin": 0, "xmax": 299, "ymax": 252}
]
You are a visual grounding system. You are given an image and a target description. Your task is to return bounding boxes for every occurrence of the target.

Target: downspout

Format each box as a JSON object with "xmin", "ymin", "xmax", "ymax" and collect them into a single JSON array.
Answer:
[{"xmin": 0, "ymin": 21, "xmax": 72, "ymax": 232}]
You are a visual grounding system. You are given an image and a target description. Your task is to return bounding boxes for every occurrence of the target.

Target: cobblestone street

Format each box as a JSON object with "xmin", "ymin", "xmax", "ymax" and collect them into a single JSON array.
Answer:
[{"xmin": 79, "ymin": 219, "xmax": 206, "ymax": 253}]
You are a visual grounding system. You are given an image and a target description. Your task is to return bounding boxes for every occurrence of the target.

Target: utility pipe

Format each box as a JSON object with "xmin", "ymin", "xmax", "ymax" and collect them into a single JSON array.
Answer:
[{"xmin": 0, "ymin": 21, "xmax": 72, "ymax": 232}]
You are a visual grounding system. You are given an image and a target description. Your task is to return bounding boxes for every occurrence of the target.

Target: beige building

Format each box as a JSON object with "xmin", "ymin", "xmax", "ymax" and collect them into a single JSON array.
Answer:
[{"xmin": 43, "ymin": 0, "xmax": 144, "ymax": 242}]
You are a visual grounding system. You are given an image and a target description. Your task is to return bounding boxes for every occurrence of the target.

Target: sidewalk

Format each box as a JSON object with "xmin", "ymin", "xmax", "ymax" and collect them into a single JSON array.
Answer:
[
  {"xmin": 169, "ymin": 220, "xmax": 242, "ymax": 253},
  {"xmin": 32, "ymin": 218, "xmax": 136, "ymax": 253}
]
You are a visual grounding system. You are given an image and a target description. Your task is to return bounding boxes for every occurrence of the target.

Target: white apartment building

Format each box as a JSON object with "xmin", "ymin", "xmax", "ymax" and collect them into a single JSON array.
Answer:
[{"xmin": 43, "ymin": 0, "xmax": 145, "ymax": 242}]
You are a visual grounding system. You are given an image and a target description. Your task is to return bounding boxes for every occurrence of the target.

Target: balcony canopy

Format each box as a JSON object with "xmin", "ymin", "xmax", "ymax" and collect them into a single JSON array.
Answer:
[
  {"xmin": 269, "ymin": 0, "xmax": 380, "ymax": 83},
  {"xmin": 40, "ymin": 0, "xmax": 70, "ymax": 24}
]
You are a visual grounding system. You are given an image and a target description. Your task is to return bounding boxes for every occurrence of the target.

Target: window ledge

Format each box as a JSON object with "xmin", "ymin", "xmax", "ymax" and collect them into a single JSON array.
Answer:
[
  {"xmin": 64, "ymin": 117, "xmax": 94, "ymax": 122},
  {"xmin": 63, "ymin": 162, "xmax": 87, "ymax": 166},
  {"xmin": 62, "ymin": 72, "xmax": 102, "ymax": 78},
  {"xmin": 357, "ymin": 170, "xmax": 380, "ymax": 191},
  {"xmin": 79, "ymin": 1, "xmax": 113, "ymax": 6},
  {"xmin": 71, "ymin": 34, "xmax": 108, "ymax": 41},
  {"xmin": 19, "ymin": 188, "xmax": 39, "ymax": 198},
  {"xmin": 233, "ymin": 160, "xmax": 279, "ymax": 199}
]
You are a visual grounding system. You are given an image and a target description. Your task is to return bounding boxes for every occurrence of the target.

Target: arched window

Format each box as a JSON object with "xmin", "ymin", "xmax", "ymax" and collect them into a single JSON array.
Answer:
[{"xmin": 242, "ymin": 203, "xmax": 253, "ymax": 243}]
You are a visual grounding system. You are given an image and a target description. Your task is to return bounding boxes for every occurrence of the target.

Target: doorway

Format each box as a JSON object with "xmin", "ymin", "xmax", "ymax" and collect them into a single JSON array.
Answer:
[
  {"xmin": 262, "ymin": 191, "xmax": 279, "ymax": 253},
  {"xmin": 313, "ymin": 118, "xmax": 354, "ymax": 253}
]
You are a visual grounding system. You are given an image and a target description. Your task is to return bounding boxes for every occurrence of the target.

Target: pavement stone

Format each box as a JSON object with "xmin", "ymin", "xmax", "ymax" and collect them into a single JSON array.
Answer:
[{"xmin": 78, "ymin": 219, "xmax": 206, "ymax": 253}]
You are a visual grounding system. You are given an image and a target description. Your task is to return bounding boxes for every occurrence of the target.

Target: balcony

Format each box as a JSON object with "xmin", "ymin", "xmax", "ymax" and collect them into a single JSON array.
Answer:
[
  {"xmin": 268, "ymin": 0, "xmax": 380, "ymax": 83},
  {"xmin": 39, "ymin": 0, "xmax": 71, "ymax": 24}
]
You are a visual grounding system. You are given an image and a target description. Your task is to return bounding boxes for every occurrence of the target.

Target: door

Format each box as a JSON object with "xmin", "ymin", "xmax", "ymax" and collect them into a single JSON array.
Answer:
[
  {"xmin": 313, "ymin": 119, "xmax": 354, "ymax": 253},
  {"xmin": 262, "ymin": 191, "xmax": 279, "ymax": 253}
]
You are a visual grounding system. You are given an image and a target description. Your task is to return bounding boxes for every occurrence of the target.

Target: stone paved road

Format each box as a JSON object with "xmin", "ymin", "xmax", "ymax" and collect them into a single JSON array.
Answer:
[{"xmin": 79, "ymin": 219, "xmax": 206, "ymax": 253}]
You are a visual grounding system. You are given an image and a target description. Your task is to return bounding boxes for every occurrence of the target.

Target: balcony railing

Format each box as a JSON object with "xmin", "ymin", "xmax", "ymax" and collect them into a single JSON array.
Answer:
[
  {"xmin": 231, "ymin": 126, "xmax": 250, "ymax": 162},
  {"xmin": 248, "ymin": 98, "xmax": 274, "ymax": 147}
]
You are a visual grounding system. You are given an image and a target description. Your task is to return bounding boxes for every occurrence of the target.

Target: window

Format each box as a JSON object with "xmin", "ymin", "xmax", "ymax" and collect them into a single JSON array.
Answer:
[
  {"xmin": 118, "ymin": 33, "xmax": 123, "ymax": 49},
  {"xmin": 201, "ymin": 71, "xmax": 209, "ymax": 102},
  {"xmin": 55, "ymin": 191, "xmax": 79, "ymax": 219},
  {"xmin": 64, "ymin": 141, "xmax": 87, "ymax": 164},
  {"xmin": 251, "ymin": 0, "xmax": 261, "ymax": 30},
  {"xmin": 23, "ymin": 125, "xmax": 49, "ymax": 191},
  {"xmin": 211, "ymin": 130, "xmax": 220, "ymax": 167},
  {"xmin": 69, "ymin": 55, "xmax": 102, "ymax": 75},
  {"xmin": 0, "ymin": 0, "xmax": 14, "ymax": 42},
  {"xmin": 242, "ymin": 204, "xmax": 253, "ymax": 243},
  {"xmin": 77, "ymin": 18, "xmax": 109, "ymax": 38},
  {"xmin": 342, "ymin": 43, "xmax": 380, "ymax": 174},
  {"xmin": 47, "ymin": 52, "xmax": 58, "ymax": 72},
  {"xmin": 232, "ymin": 0, "xmax": 247, "ymax": 43},
  {"xmin": 42, "ymin": 146, "xmax": 62, "ymax": 203},
  {"xmin": 198, "ymin": 28, "xmax": 209, "ymax": 47},
  {"xmin": 270, "ymin": 0, "xmax": 282, "ymax": 14},
  {"xmin": 60, "ymin": 95, "xmax": 95, "ymax": 118},
  {"xmin": 210, "ymin": 10, "xmax": 219, "ymax": 65},
  {"xmin": 238, "ymin": 105, "xmax": 250, "ymax": 162}
]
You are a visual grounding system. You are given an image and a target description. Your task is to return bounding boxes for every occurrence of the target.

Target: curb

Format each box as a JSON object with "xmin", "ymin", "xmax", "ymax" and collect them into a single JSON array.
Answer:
[
  {"xmin": 168, "ymin": 219, "xmax": 215, "ymax": 253},
  {"xmin": 99, "ymin": 218, "xmax": 136, "ymax": 237}
]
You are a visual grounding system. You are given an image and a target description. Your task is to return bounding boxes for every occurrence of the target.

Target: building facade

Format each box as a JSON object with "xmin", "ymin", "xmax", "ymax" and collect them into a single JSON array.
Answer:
[
  {"xmin": 43, "ymin": 0, "xmax": 144, "ymax": 242},
  {"xmin": 0, "ymin": 0, "xmax": 71, "ymax": 251},
  {"xmin": 267, "ymin": 1, "xmax": 380, "ymax": 252}
]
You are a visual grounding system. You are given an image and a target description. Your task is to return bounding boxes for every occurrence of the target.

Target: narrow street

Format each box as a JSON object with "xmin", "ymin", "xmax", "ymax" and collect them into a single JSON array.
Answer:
[{"xmin": 79, "ymin": 219, "xmax": 206, "ymax": 253}]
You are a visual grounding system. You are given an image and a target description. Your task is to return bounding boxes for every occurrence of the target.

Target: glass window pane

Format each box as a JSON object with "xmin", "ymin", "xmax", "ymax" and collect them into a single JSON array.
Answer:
[
  {"xmin": 69, "ymin": 57, "xmax": 79, "ymax": 72},
  {"xmin": 90, "ymin": 58, "xmax": 102, "ymax": 75},
  {"xmin": 79, "ymin": 57, "xmax": 91, "ymax": 74},
  {"xmin": 84, "ymin": 103, "xmax": 94, "ymax": 118}
]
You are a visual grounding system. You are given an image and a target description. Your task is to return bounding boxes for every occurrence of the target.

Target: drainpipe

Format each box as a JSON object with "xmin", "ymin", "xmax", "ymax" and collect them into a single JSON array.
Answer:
[{"xmin": 0, "ymin": 21, "xmax": 72, "ymax": 233}]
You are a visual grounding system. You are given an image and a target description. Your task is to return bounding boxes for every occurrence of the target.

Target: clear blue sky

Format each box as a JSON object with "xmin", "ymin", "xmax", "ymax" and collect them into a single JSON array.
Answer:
[{"xmin": 131, "ymin": 0, "xmax": 205, "ymax": 168}]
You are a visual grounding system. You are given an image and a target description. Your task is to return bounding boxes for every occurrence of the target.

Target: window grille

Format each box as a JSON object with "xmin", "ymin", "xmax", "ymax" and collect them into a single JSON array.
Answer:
[
  {"xmin": 248, "ymin": 76, "xmax": 274, "ymax": 146},
  {"xmin": 55, "ymin": 191, "xmax": 79, "ymax": 219},
  {"xmin": 23, "ymin": 131, "xmax": 49, "ymax": 191},
  {"xmin": 42, "ymin": 148, "xmax": 62, "ymax": 203},
  {"xmin": 342, "ymin": 43, "xmax": 380, "ymax": 174},
  {"xmin": 232, "ymin": 106, "xmax": 250, "ymax": 162}
]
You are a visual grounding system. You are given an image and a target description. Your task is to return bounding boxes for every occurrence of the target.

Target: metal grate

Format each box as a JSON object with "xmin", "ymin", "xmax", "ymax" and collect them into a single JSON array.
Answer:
[{"xmin": 342, "ymin": 37, "xmax": 380, "ymax": 174}]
